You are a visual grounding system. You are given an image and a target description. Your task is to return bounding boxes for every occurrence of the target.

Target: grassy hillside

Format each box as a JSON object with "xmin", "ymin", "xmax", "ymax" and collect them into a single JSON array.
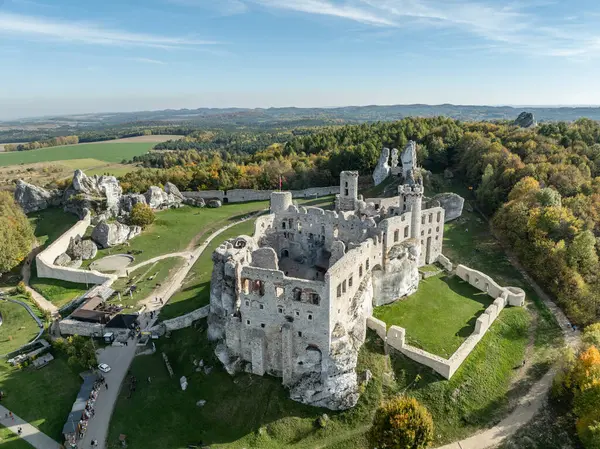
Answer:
[{"xmin": 0, "ymin": 142, "xmax": 154, "ymax": 166}]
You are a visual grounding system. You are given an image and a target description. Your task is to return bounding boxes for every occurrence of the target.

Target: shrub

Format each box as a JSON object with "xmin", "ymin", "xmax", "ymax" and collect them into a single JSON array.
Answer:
[
  {"xmin": 368, "ymin": 396, "xmax": 434, "ymax": 449},
  {"xmin": 129, "ymin": 203, "xmax": 155, "ymax": 228},
  {"xmin": 0, "ymin": 192, "xmax": 35, "ymax": 275},
  {"xmin": 583, "ymin": 323, "xmax": 600, "ymax": 348},
  {"xmin": 15, "ymin": 281, "xmax": 27, "ymax": 295}
]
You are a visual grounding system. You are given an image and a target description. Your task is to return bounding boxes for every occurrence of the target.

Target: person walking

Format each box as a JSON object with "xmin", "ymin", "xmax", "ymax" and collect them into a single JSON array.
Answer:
[
  {"xmin": 9, "ymin": 411, "xmax": 13, "ymax": 421},
  {"xmin": 105, "ymin": 382, "xmax": 108, "ymax": 390}
]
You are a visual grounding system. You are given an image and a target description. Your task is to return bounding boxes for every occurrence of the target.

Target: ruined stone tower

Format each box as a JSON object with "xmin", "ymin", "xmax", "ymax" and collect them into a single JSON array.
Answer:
[
  {"xmin": 399, "ymin": 182, "xmax": 423, "ymax": 240},
  {"xmin": 270, "ymin": 191, "xmax": 293, "ymax": 214},
  {"xmin": 336, "ymin": 171, "xmax": 359, "ymax": 211}
]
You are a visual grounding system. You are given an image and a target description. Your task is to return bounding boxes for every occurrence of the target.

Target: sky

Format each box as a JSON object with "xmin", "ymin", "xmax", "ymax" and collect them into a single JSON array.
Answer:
[{"xmin": 1, "ymin": 0, "xmax": 600, "ymax": 119}]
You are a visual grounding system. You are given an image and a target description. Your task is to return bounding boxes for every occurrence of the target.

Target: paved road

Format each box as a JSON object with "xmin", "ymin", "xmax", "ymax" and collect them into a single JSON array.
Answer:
[
  {"xmin": 0, "ymin": 404, "xmax": 61, "ymax": 449},
  {"xmin": 78, "ymin": 343, "xmax": 138, "ymax": 449}
]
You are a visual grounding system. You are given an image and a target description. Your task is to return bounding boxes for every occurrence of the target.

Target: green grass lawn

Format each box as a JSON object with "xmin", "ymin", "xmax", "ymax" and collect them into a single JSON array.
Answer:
[
  {"xmin": 0, "ymin": 425, "xmax": 33, "ymax": 448},
  {"xmin": 373, "ymin": 274, "xmax": 493, "ymax": 357},
  {"xmin": 28, "ymin": 208, "xmax": 79, "ymax": 248},
  {"xmin": 107, "ymin": 325, "xmax": 387, "ymax": 449},
  {"xmin": 28, "ymin": 274, "xmax": 89, "ymax": 308},
  {"xmin": 0, "ymin": 356, "xmax": 81, "ymax": 441},
  {"xmin": 0, "ymin": 142, "xmax": 154, "ymax": 166},
  {"xmin": 86, "ymin": 202, "xmax": 270, "ymax": 266},
  {"xmin": 159, "ymin": 220, "xmax": 257, "ymax": 320},
  {"xmin": 0, "ymin": 300, "xmax": 40, "ymax": 355},
  {"xmin": 108, "ymin": 257, "xmax": 184, "ymax": 311}
]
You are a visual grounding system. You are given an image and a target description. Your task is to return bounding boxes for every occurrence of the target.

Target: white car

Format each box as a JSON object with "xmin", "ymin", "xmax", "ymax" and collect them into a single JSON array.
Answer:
[{"xmin": 98, "ymin": 363, "xmax": 111, "ymax": 373}]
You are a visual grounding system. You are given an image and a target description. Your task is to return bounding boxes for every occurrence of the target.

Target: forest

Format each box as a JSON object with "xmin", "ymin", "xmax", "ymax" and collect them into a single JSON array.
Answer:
[{"xmin": 121, "ymin": 117, "xmax": 600, "ymax": 330}]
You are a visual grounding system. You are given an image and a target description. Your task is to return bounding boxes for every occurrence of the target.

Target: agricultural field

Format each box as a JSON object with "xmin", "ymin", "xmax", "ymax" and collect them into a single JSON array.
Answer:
[{"xmin": 0, "ymin": 142, "xmax": 154, "ymax": 167}]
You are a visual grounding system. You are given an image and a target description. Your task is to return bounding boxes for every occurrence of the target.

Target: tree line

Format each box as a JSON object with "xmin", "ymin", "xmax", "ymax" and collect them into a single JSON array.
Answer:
[{"xmin": 3, "ymin": 135, "xmax": 79, "ymax": 151}]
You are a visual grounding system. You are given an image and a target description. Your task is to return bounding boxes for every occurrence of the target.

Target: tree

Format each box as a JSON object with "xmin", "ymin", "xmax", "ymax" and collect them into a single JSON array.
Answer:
[
  {"xmin": 53, "ymin": 336, "xmax": 98, "ymax": 370},
  {"xmin": 368, "ymin": 396, "xmax": 433, "ymax": 449},
  {"xmin": 0, "ymin": 192, "xmax": 35, "ymax": 275},
  {"xmin": 129, "ymin": 203, "xmax": 155, "ymax": 228},
  {"xmin": 583, "ymin": 323, "xmax": 600, "ymax": 348}
]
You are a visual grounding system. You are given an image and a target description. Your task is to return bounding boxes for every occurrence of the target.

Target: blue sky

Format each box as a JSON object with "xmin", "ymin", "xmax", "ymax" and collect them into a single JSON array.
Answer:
[{"xmin": 1, "ymin": 0, "xmax": 600, "ymax": 119}]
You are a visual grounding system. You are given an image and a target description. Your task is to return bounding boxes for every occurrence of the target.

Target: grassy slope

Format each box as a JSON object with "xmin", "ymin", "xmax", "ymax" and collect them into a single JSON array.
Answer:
[
  {"xmin": 29, "ymin": 273, "xmax": 88, "ymax": 308},
  {"xmin": 0, "ymin": 356, "xmax": 81, "ymax": 441},
  {"xmin": 86, "ymin": 202, "xmax": 270, "ymax": 266},
  {"xmin": 373, "ymin": 274, "xmax": 493, "ymax": 357},
  {"xmin": 0, "ymin": 142, "xmax": 154, "ymax": 166},
  {"xmin": 159, "ymin": 220, "xmax": 257, "ymax": 320},
  {"xmin": 109, "ymin": 258, "xmax": 184, "ymax": 311},
  {"xmin": 0, "ymin": 426, "xmax": 33, "ymax": 449},
  {"xmin": 0, "ymin": 301, "xmax": 40, "ymax": 355},
  {"xmin": 28, "ymin": 208, "xmax": 78, "ymax": 248},
  {"xmin": 107, "ymin": 327, "xmax": 387, "ymax": 449}
]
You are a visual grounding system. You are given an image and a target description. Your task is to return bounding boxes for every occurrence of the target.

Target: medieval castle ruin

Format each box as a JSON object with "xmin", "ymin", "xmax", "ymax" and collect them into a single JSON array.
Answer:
[{"xmin": 208, "ymin": 142, "xmax": 451, "ymax": 410}]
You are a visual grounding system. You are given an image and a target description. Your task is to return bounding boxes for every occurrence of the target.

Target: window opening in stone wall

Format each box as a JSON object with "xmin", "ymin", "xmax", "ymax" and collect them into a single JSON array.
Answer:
[
  {"xmin": 309, "ymin": 292, "xmax": 320, "ymax": 305},
  {"xmin": 345, "ymin": 189, "xmax": 349, "ymax": 196},
  {"xmin": 436, "ymin": 226, "xmax": 439, "ymax": 232},
  {"xmin": 342, "ymin": 280, "xmax": 347, "ymax": 293},
  {"xmin": 404, "ymin": 226, "xmax": 409, "ymax": 238},
  {"xmin": 429, "ymin": 214, "xmax": 432, "ymax": 223},
  {"xmin": 246, "ymin": 320, "xmax": 250, "ymax": 325},
  {"xmin": 366, "ymin": 259, "xmax": 370, "ymax": 270},
  {"xmin": 259, "ymin": 304, "xmax": 264, "ymax": 310},
  {"xmin": 359, "ymin": 265, "xmax": 363, "ymax": 277},
  {"xmin": 245, "ymin": 300, "xmax": 249, "ymax": 307},
  {"xmin": 295, "ymin": 311, "xmax": 300, "ymax": 316},
  {"xmin": 281, "ymin": 249, "xmax": 289, "ymax": 258},
  {"xmin": 252, "ymin": 280, "xmax": 265, "ymax": 296},
  {"xmin": 275, "ymin": 286, "xmax": 284, "ymax": 298},
  {"xmin": 288, "ymin": 218, "xmax": 293, "ymax": 228},
  {"xmin": 308, "ymin": 314, "xmax": 313, "ymax": 320},
  {"xmin": 282, "ymin": 221, "xmax": 286, "ymax": 229},
  {"xmin": 293, "ymin": 287, "xmax": 302, "ymax": 302},
  {"xmin": 422, "ymin": 215, "xmax": 425, "ymax": 225},
  {"xmin": 242, "ymin": 278, "xmax": 250, "ymax": 294},
  {"xmin": 337, "ymin": 284, "xmax": 342, "ymax": 297},
  {"xmin": 349, "ymin": 276, "xmax": 353, "ymax": 288},
  {"xmin": 437, "ymin": 211, "xmax": 441, "ymax": 222},
  {"xmin": 394, "ymin": 229, "xmax": 399, "ymax": 242},
  {"xmin": 278, "ymin": 306, "xmax": 283, "ymax": 313},
  {"xmin": 345, "ymin": 181, "xmax": 348, "ymax": 188},
  {"xmin": 261, "ymin": 323, "xmax": 265, "ymax": 328},
  {"xmin": 298, "ymin": 331, "xmax": 302, "ymax": 337}
]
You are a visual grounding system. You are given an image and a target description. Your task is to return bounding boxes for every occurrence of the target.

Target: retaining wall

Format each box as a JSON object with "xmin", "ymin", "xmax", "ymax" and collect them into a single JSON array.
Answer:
[
  {"xmin": 58, "ymin": 318, "xmax": 131, "ymax": 340},
  {"xmin": 368, "ymin": 261, "xmax": 526, "ymax": 379},
  {"xmin": 160, "ymin": 305, "xmax": 209, "ymax": 331},
  {"xmin": 436, "ymin": 254, "xmax": 453, "ymax": 272},
  {"xmin": 36, "ymin": 210, "xmax": 116, "ymax": 286},
  {"xmin": 181, "ymin": 186, "xmax": 338, "ymax": 203}
]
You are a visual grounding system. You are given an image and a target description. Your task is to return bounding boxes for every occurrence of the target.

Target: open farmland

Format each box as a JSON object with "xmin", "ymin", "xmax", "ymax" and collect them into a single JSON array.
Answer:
[{"xmin": 0, "ymin": 142, "xmax": 154, "ymax": 167}]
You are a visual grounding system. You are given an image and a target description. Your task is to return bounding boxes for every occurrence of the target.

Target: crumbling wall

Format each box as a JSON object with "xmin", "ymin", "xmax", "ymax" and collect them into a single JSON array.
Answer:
[
  {"xmin": 182, "ymin": 186, "xmax": 337, "ymax": 203},
  {"xmin": 437, "ymin": 254, "xmax": 453, "ymax": 272},
  {"xmin": 417, "ymin": 207, "xmax": 445, "ymax": 266}
]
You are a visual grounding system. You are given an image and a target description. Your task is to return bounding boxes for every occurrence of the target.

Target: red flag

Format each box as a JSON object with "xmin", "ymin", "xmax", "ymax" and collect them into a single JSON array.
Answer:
[{"xmin": 279, "ymin": 175, "xmax": 282, "ymax": 191}]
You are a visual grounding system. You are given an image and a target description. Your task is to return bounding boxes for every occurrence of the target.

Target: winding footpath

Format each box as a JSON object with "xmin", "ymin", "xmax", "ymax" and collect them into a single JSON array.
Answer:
[
  {"xmin": 78, "ymin": 213, "xmax": 262, "ymax": 449},
  {"xmin": 0, "ymin": 404, "xmax": 60, "ymax": 449}
]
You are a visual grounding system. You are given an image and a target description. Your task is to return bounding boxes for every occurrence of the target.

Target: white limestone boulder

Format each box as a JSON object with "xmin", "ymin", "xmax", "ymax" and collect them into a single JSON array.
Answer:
[
  {"xmin": 91, "ymin": 220, "xmax": 141, "ymax": 248},
  {"xmin": 432, "ymin": 192, "xmax": 464, "ymax": 222},
  {"xmin": 372, "ymin": 147, "xmax": 391, "ymax": 186},
  {"xmin": 14, "ymin": 180, "xmax": 62, "ymax": 214}
]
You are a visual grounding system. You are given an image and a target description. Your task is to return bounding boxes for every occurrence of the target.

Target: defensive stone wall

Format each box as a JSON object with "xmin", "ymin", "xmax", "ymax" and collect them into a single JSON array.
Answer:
[
  {"xmin": 368, "ymin": 261, "xmax": 526, "ymax": 379},
  {"xmin": 58, "ymin": 318, "xmax": 131, "ymax": 340},
  {"xmin": 36, "ymin": 210, "xmax": 116, "ymax": 286},
  {"xmin": 436, "ymin": 254, "xmax": 453, "ymax": 272},
  {"xmin": 181, "ymin": 186, "xmax": 338, "ymax": 203},
  {"xmin": 160, "ymin": 305, "xmax": 209, "ymax": 331}
]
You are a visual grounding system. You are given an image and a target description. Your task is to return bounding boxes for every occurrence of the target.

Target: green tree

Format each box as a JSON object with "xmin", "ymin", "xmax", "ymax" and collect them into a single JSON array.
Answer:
[
  {"xmin": 0, "ymin": 192, "xmax": 35, "ymax": 275},
  {"xmin": 368, "ymin": 396, "xmax": 433, "ymax": 449},
  {"xmin": 129, "ymin": 203, "xmax": 155, "ymax": 228},
  {"xmin": 53, "ymin": 336, "xmax": 98, "ymax": 370},
  {"xmin": 583, "ymin": 323, "xmax": 600, "ymax": 348}
]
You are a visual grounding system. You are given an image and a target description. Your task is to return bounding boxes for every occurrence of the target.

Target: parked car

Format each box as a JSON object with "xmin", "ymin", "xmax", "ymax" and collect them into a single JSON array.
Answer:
[{"xmin": 98, "ymin": 363, "xmax": 111, "ymax": 373}]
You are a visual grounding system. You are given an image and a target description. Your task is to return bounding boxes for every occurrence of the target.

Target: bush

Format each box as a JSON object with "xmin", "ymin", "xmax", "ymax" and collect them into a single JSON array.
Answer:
[
  {"xmin": 368, "ymin": 396, "xmax": 434, "ymax": 449},
  {"xmin": 129, "ymin": 203, "xmax": 155, "ymax": 228},
  {"xmin": 582, "ymin": 323, "xmax": 600, "ymax": 348},
  {"xmin": 15, "ymin": 281, "xmax": 27, "ymax": 295},
  {"xmin": 0, "ymin": 192, "xmax": 35, "ymax": 275}
]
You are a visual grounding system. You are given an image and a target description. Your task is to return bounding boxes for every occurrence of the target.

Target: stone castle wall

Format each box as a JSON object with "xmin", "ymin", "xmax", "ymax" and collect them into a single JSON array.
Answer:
[
  {"xmin": 182, "ymin": 186, "xmax": 338, "ymax": 203},
  {"xmin": 36, "ymin": 211, "xmax": 116, "ymax": 286},
  {"xmin": 368, "ymin": 260, "xmax": 526, "ymax": 379}
]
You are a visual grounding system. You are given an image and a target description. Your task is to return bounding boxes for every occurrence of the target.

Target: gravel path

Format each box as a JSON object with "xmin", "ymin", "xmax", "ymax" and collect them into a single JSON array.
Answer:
[{"xmin": 0, "ymin": 404, "xmax": 61, "ymax": 449}]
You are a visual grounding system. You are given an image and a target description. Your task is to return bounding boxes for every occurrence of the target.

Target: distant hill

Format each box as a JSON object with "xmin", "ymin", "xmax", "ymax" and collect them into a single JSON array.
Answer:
[{"xmin": 3, "ymin": 104, "xmax": 600, "ymax": 142}]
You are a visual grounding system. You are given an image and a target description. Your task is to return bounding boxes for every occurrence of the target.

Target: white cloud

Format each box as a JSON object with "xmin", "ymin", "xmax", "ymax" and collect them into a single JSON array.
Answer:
[
  {"xmin": 0, "ymin": 12, "xmax": 219, "ymax": 48},
  {"xmin": 168, "ymin": 0, "xmax": 249, "ymax": 15},
  {"xmin": 251, "ymin": 0, "xmax": 600, "ymax": 58},
  {"xmin": 130, "ymin": 57, "xmax": 166, "ymax": 65}
]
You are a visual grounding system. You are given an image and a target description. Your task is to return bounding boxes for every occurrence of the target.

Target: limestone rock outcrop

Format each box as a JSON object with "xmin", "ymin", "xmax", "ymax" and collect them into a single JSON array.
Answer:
[
  {"xmin": 144, "ymin": 186, "xmax": 183, "ymax": 210},
  {"xmin": 183, "ymin": 197, "xmax": 206, "ymax": 208},
  {"xmin": 514, "ymin": 112, "xmax": 536, "ymax": 128},
  {"xmin": 91, "ymin": 220, "xmax": 141, "ymax": 248},
  {"xmin": 373, "ymin": 147, "xmax": 391, "ymax": 186},
  {"xmin": 164, "ymin": 182, "xmax": 184, "ymax": 201},
  {"xmin": 372, "ymin": 240, "xmax": 420, "ymax": 306},
  {"xmin": 63, "ymin": 170, "xmax": 123, "ymax": 218},
  {"xmin": 54, "ymin": 253, "xmax": 72, "ymax": 267},
  {"xmin": 14, "ymin": 180, "xmax": 62, "ymax": 214},
  {"xmin": 119, "ymin": 194, "xmax": 147, "ymax": 214},
  {"xmin": 67, "ymin": 235, "xmax": 98, "ymax": 260},
  {"xmin": 207, "ymin": 199, "xmax": 222, "ymax": 208},
  {"xmin": 432, "ymin": 192, "xmax": 464, "ymax": 222}
]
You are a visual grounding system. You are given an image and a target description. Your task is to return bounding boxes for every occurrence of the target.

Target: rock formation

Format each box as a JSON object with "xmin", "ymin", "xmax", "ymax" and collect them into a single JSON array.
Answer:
[
  {"xmin": 373, "ymin": 147, "xmax": 391, "ymax": 186},
  {"xmin": 207, "ymin": 199, "xmax": 222, "ymax": 208},
  {"xmin": 144, "ymin": 186, "xmax": 183, "ymax": 210},
  {"xmin": 372, "ymin": 240, "xmax": 420, "ymax": 306},
  {"xmin": 14, "ymin": 180, "xmax": 62, "ymax": 213},
  {"xmin": 390, "ymin": 147, "xmax": 399, "ymax": 168},
  {"xmin": 119, "ymin": 194, "xmax": 147, "ymax": 214},
  {"xmin": 63, "ymin": 170, "xmax": 123, "ymax": 218},
  {"xmin": 432, "ymin": 192, "xmax": 464, "ymax": 222},
  {"xmin": 54, "ymin": 253, "xmax": 72, "ymax": 267},
  {"xmin": 67, "ymin": 235, "xmax": 98, "ymax": 260},
  {"xmin": 400, "ymin": 141, "xmax": 417, "ymax": 180},
  {"xmin": 183, "ymin": 197, "xmax": 206, "ymax": 208},
  {"xmin": 514, "ymin": 112, "xmax": 536, "ymax": 128},
  {"xmin": 91, "ymin": 221, "xmax": 142, "ymax": 248}
]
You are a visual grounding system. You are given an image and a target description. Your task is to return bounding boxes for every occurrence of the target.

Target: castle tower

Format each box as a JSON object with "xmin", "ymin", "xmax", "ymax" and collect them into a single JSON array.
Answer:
[
  {"xmin": 270, "ymin": 191, "xmax": 293, "ymax": 214},
  {"xmin": 336, "ymin": 171, "xmax": 359, "ymax": 211},
  {"xmin": 399, "ymin": 183, "xmax": 424, "ymax": 240}
]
